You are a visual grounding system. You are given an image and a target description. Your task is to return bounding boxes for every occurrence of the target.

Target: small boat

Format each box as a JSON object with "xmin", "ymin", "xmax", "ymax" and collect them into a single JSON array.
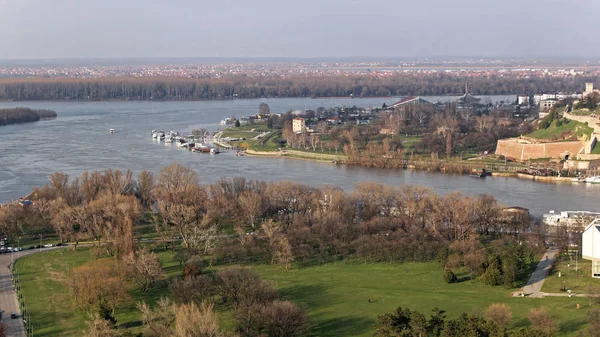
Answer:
[
  {"xmin": 585, "ymin": 176, "xmax": 600, "ymax": 184},
  {"xmin": 109, "ymin": 129, "xmax": 115, "ymax": 134},
  {"xmin": 469, "ymin": 168, "xmax": 488, "ymax": 178},
  {"xmin": 210, "ymin": 148, "xmax": 220, "ymax": 155}
]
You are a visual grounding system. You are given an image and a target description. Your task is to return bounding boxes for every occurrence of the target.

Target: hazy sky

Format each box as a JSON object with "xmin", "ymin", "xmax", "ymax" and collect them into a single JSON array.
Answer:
[{"xmin": 0, "ymin": 0, "xmax": 598, "ymax": 59}]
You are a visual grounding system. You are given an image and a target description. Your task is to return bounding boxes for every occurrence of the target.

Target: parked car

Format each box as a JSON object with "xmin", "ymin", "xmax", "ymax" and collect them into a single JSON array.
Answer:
[
  {"xmin": 27, "ymin": 246, "xmax": 34, "ymax": 250},
  {"xmin": 43, "ymin": 244, "xmax": 53, "ymax": 248},
  {"xmin": 10, "ymin": 314, "xmax": 17, "ymax": 319},
  {"xmin": 56, "ymin": 243, "xmax": 64, "ymax": 247}
]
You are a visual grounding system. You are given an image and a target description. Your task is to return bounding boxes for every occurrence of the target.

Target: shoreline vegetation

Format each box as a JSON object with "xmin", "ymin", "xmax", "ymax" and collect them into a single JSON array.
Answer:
[
  {"xmin": 0, "ymin": 74, "xmax": 593, "ymax": 100},
  {"xmin": 0, "ymin": 107, "xmax": 57, "ymax": 126}
]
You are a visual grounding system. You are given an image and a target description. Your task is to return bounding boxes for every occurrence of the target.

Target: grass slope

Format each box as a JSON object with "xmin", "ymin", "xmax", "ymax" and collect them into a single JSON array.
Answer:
[
  {"xmin": 528, "ymin": 119, "xmax": 593, "ymax": 140},
  {"xmin": 15, "ymin": 251, "xmax": 591, "ymax": 337}
]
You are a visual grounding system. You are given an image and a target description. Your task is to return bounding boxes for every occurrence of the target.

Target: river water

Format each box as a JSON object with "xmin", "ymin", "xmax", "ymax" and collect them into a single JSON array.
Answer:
[{"xmin": 0, "ymin": 96, "xmax": 597, "ymax": 216}]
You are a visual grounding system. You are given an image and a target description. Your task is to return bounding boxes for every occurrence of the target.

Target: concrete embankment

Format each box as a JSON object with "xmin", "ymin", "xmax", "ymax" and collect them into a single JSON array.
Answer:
[
  {"xmin": 516, "ymin": 173, "xmax": 574, "ymax": 183},
  {"xmin": 245, "ymin": 149, "xmax": 346, "ymax": 162}
]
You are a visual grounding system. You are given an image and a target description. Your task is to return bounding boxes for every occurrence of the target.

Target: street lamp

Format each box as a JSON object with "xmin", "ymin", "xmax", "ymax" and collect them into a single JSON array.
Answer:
[{"xmin": 39, "ymin": 234, "xmax": 42, "ymax": 253}]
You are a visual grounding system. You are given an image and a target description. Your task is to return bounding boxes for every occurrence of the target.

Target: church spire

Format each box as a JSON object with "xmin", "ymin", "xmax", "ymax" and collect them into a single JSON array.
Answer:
[{"xmin": 465, "ymin": 82, "xmax": 469, "ymax": 94}]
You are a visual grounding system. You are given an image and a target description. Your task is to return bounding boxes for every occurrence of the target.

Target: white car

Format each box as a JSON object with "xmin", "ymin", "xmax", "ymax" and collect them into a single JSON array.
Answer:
[{"xmin": 43, "ymin": 244, "xmax": 53, "ymax": 248}]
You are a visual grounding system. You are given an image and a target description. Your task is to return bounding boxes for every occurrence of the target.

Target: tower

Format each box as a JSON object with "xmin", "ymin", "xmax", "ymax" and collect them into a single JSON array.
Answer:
[{"xmin": 586, "ymin": 83, "xmax": 594, "ymax": 95}]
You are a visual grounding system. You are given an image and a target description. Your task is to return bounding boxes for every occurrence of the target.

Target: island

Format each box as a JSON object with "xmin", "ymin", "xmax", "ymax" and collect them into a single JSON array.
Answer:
[{"xmin": 0, "ymin": 107, "xmax": 57, "ymax": 126}]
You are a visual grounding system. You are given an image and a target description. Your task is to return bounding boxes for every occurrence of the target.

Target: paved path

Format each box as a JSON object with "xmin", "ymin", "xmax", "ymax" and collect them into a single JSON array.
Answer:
[
  {"xmin": 516, "ymin": 247, "xmax": 559, "ymax": 298},
  {"xmin": 0, "ymin": 248, "xmax": 62, "ymax": 337}
]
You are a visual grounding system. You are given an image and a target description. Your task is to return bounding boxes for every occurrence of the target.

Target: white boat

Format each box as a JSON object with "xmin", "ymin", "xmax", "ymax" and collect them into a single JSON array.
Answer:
[
  {"xmin": 585, "ymin": 176, "xmax": 600, "ymax": 184},
  {"xmin": 165, "ymin": 137, "xmax": 173, "ymax": 143},
  {"xmin": 109, "ymin": 129, "xmax": 115, "ymax": 134}
]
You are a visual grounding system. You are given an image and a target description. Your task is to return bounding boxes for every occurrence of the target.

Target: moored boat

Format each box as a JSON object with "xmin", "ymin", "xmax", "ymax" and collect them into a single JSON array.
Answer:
[{"xmin": 585, "ymin": 176, "xmax": 600, "ymax": 184}]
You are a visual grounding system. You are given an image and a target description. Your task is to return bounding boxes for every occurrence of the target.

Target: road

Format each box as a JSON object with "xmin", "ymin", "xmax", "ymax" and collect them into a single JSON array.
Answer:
[
  {"xmin": 0, "ymin": 247, "xmax": 62, "ymax": 337},
  {"xmin": 517, "ymin": 247, "xmax": 559, "ymax": 298}
]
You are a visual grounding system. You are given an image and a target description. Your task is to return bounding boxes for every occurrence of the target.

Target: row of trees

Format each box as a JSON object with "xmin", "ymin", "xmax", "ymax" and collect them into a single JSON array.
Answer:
[
  {"xmin": 0, "ymin": 75, "xmax": 594, "ymax": 100},
  {"xmin": 375, "ymin": 304, "xmax": 562, "ymax": 337},
  {"xmin": 0, "ymin": 165, "xmax": 541, "ymax": 271},
  {"xmin": 0, "ymin": 107, "xmax": 57, "ymax": 126}
]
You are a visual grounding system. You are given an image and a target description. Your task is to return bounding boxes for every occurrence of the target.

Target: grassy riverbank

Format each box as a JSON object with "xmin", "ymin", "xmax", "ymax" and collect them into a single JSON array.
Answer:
[{"xmin": 14, "ymin": 248, "xmax": 593, "ymax": 337}]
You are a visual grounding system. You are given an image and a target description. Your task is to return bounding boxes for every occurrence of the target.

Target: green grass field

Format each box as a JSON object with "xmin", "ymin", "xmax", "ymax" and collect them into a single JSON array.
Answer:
[
  {"xmin": 528, "ymin": 120, "xmax": 593, "ymax": 140},
  {"xmin": 543, "ymin": 254, "xmax": 594, "ymax": 294},
  {"xmin": 14, "ymin": 250, "xmax": 593, "ymax": 337}
]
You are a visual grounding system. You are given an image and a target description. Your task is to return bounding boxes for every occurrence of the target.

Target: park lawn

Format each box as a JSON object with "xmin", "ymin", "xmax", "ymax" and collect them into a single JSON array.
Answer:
[
  {"xmin": 542, "ymin": 254, "xmax": 594, "ymax": 294},
  {"xmin": 527, "ymin": 120, "xmax": 593, "ymax": 140},
  {"xmin": 14, "ymin": 248, "xmax": 92, "ymax": 337},
  {"xmin": 401, "ymin": 136, "xmax": 422, "ymax": 151},
  {"xmin": 220, "ymin": 130, "xmax": 260, "ymax": 139},
  {"xmin": 253, "ymin": 262, "xmax": 588, "ymax": 337},
  {"xmin": 15, "ymin": 251, "xmax": 592, "ymax": 337}
]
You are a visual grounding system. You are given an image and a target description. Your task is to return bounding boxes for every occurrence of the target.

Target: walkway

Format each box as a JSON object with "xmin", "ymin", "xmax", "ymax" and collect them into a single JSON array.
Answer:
[{"xmin": 516, "ymin": 247, "xmax": 559, "ymax": 298}]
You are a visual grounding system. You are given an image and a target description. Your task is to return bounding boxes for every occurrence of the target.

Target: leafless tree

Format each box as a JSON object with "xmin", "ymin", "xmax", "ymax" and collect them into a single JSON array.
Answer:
[
  {"xmin": 124, "ymin": 248, "xmax": 165, "ymax": 292},
  {"xmin": 173, "ymin": 302, "xmax": 223, "ymax": 337},
  {"xmin": 484, "ymin": 303, "xmax": 512, "ymax": 328}
]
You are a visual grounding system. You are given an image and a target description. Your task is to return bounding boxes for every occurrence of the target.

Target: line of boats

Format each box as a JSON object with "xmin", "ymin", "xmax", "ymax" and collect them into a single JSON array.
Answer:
[{"xmin": 151, "ymin": 130, "xmax": 220, "ymax": 154}]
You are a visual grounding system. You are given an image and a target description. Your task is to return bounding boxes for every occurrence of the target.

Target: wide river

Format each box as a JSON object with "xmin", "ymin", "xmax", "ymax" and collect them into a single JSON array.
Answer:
[{"xmin": 0, "ymin": 96, "xmax": 598, "ymax": 216}]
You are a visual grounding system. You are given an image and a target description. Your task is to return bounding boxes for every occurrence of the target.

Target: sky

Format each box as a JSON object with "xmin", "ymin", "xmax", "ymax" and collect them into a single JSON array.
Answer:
[{"xmin": 0, "ymin": 0, "xmax": 598, "ymax": 59}]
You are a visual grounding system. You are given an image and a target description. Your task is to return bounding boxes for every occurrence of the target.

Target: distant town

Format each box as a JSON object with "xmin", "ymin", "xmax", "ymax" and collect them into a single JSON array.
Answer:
[{"xmin": 1, "ymin": 58, "xmax": 600, "ymax": 79}]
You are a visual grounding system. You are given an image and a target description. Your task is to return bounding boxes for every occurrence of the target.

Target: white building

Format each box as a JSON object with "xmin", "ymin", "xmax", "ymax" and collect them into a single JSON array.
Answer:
[
  {"xmin": 540, "ymin": 99, "xmax": 557, "ymax": 112},
  {"xmin": 518, "ymin": 95, "xmax": 530, "ymax": 106},
  {"xmin": 544, "ymin": 210, "xmax": 600, "ymax": 232},
  {"xmin": 292, "ymin": 117, "xmax": 306, "ymax": 133},
  {"xmin": 582, "ymin": 218, "xmax": 600, "ymax": 277},
  {"xmin": 585, "ymin": 83, "xmax": 600, "ymax": 97}
]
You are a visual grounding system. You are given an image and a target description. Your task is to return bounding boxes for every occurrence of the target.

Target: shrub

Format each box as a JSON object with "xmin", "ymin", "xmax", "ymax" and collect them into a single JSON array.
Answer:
[{"xmin": 443, "ymin": 269, "xmax": 457, "ymax": 284}]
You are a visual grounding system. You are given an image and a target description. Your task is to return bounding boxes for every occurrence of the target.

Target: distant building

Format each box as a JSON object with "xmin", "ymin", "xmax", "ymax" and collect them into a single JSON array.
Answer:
[
  {"xmin": 544, "ymin": 210, "xmax": 600, "ymax": 232},
  {"xmin": 292, "ymin": 117, "xmax": 306, "ymax": 133},
  {"xmin": 540, "ymin": 99, "xmax": 557, "ymax": 112},
  {"xmin": 585, "ymin": 82, "xmax": 600, "ymax": 97},
  {"xmin": 518, "ymin": 95, "xmax": 530, "ymax": 106},
  {"xmin": 388, "ymin": 96, "xmax": 433, "ymax": 110},
  {"xmin": 455, "ymin": 83, "xmax": 481, "ymax": 107}
]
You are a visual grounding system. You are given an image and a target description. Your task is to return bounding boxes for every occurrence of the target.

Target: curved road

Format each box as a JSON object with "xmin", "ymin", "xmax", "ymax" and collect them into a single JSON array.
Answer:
[{"xmin": 0, "ymin": 247, "xmax": 62, "ymax": 337}]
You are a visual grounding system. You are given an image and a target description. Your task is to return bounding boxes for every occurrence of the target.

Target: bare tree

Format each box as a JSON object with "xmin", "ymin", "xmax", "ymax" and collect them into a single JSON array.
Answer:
[
  {"xmin": 484, "ymin": 303, "xmax": 512, "ymax": 328},
  {"xmin": 137, "ymin": 170, "xmax": 156, "ymax": 208},
  {"xmin": 124, "ymin": 249, "xmax": 165, "ymax": 292},
  {"xmin": 173, "ymin": 302, "xmax": 223, "ymax": 337},
  {"xmin": 260, "ymin": 301, "xmax": 310, "ymax": 337},
  {"xmin": 528, "ymin": 307, "xmax": 557, "ymax": 336},
  {"xmin": 238, "ymin": 190, "xmax": 265, "ymax": 228},
  {"xmin": 138, "ymin": 297, "xmax": 177, "ymax": 337},
  {"xmin": 70, "ymin": 261, "xmax": 128, "ymax": 313},
  {"xmin": 170, "ymin": 275, "xmax": 215, "ymax": 304},
  {"xmin": 85, "ymin": 313, "xmax": 120, "ymax": 337}
]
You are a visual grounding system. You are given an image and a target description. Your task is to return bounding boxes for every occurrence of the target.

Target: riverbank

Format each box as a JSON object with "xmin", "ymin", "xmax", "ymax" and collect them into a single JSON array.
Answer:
[{"xmin": 242, "ymin": 148, "xmax": 593, "ymax": 185}]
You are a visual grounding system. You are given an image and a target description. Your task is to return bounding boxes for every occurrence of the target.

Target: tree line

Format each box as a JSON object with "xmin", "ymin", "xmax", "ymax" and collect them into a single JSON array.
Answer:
[
  {"xmin": 375, "ymin": 304, "xmax": 568, "ymax": 337},
  {"xmin": 0, "ymin": 75, "xmax": 594, "ymax": 100},
  {"xmin": 0, "ymin": 107, "xmax": 57, "ymax": 126},
  {"xmin": 0, "ymin": 164, "xmax": 544, "ymax": 336}
]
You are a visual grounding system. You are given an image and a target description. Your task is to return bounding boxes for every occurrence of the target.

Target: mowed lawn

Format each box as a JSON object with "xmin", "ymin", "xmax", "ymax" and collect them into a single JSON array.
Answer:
[
  {"xmin": 15, "ymin": 250, "xmax": 592, "ymax": 337},
  {"xmin": 253, "ymin": 262, "xmax": 590, "ymax": 337}
]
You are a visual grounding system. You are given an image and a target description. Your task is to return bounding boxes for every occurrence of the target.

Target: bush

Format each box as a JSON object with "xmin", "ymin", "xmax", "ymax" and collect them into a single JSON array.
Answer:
[
  {"xmin": 443, "ymin": 269, "xmax": 457, "ymax": 284},
  {"xmin": 481, "ymin": 263, "xmax": 503, "ymax": 286}
]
